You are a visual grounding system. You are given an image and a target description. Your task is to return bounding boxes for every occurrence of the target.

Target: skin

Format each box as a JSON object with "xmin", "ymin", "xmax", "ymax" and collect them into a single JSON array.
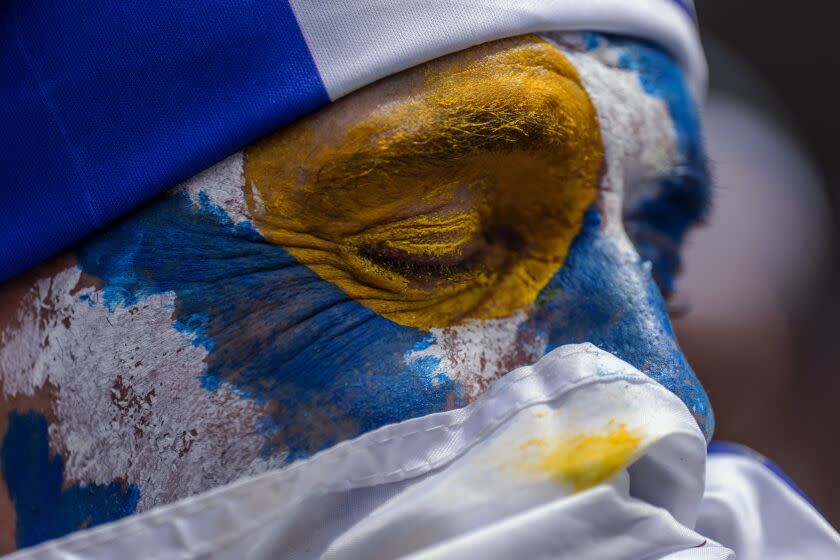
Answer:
[{"xmin": 0, "ymin": 34, "xmax": 712, "ymax": 552}]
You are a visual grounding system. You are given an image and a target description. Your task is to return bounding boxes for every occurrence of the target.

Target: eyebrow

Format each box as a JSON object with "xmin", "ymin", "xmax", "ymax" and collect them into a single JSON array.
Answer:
[{"xmin": 313, "ymin": 103, "xmax": 581, "ymax": 191}]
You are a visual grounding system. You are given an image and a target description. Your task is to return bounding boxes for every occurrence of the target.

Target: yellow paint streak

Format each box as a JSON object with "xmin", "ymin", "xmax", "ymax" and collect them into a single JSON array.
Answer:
[
  {"xmin": 521, "ymin": 424, "xmax": 642, "ymax": 492},
  {"xmin": 245, "ymin": 35, "xmax": 603, "ymax": 329}
]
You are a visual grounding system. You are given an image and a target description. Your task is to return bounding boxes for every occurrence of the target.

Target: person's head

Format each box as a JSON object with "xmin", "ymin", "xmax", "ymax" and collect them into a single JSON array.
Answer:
[{"xmin": 1, "ymin": 11, "xmax": 711, "ymax": 550}]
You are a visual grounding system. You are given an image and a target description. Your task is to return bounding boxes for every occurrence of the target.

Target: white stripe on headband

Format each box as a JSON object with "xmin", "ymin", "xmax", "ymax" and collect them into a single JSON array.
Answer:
[{"xmin": 289, "ymin": 0, "xmax": 705, "ymax": 100}]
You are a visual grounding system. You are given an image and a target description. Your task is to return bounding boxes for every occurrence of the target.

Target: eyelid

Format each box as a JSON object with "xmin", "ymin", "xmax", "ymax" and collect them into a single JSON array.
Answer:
[{"xmin": 350, "ymin": 211, "xmax": 483, "ymax": 265}]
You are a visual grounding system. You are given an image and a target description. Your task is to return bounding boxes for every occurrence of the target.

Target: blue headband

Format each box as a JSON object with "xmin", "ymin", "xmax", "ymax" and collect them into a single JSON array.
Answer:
[{"xmin": 0, "ymin": 0, "xmax": 702, "ymax": 283}]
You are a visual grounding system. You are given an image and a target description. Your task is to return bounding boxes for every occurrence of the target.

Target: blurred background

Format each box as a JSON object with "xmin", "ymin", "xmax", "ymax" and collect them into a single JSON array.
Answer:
[{"xmin": 674, "ymin": 4, "xmax": 840, "ymax": 525}]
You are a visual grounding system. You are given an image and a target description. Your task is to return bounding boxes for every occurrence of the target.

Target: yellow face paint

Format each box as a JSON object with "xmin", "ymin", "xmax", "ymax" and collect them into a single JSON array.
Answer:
[
  {"xmin": 245, "ymin": 35, "xmax": 603, "ymax": 330},
  {"xmin": 519, "ymin": 424, "xmax": 642, "ymax": 492}
]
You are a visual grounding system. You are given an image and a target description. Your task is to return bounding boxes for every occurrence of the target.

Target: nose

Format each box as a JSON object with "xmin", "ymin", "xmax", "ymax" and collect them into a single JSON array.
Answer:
[{"xmin": 531, "ymin": 206, "xmax": 714, "ymax": 440}]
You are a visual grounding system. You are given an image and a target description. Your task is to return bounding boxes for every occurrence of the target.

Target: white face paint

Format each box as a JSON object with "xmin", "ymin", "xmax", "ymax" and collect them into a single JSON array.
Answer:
[
  {"xmin": 184, "ymin": 151, "xmax": 249, "ymax": 225},
  {"xmin": 0, "ymin": 34, "xmax": 680, "ymax": 512},
  {"xmin": 0, "ymin": 266, "xmax": 282, "ymax": 511},
  {"xmin": 406, "ymin": 310, "xmax": 548, "ymax": 401}
]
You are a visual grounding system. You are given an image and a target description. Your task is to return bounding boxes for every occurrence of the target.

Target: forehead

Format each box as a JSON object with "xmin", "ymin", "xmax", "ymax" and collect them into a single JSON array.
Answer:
[
  {"xmin": 250, "ymin": 37, "xmax": 589, "ymax": 171},
  {"xmin": 246, "ymin": 33, "xmax": 709, "ymax": 222}
]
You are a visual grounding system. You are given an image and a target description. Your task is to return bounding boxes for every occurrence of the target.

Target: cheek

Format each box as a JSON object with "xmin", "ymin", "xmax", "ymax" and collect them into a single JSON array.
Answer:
[
  {"xmin": 529, "ymin": 207, "xmax": 713, "ymax": 438},
  {"xmin": 204, "ymin": 276, "xmax": 461, "ymax": 460},
  {"xmin": 73, "ymin": 189, "xmax": 709, "ymax": 474},
  {"xmin": 76, "ymin": 190, "xmax": 462, "ymax": 461}
]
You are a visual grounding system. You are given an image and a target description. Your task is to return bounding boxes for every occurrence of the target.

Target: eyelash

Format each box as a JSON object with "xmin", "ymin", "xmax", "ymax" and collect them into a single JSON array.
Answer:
[
  {"xmin": 356, "ymin": 221, "xmax": 528, "ymax": 284},
  {"xmin": 358, "ymin": 245, "xmax": 478, "ymax": 282}
]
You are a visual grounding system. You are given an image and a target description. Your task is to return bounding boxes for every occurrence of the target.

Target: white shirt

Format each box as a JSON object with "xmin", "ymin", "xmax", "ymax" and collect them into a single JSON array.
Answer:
[{"xmin": 9, "ymin": 344, "xmax": 840, "ymax": 559}]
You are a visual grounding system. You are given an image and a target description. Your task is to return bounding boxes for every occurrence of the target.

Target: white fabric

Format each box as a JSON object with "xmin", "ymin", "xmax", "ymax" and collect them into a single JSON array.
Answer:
[
  {"xmin": 289, "ymin": 0, "xmax": 707, "ymax": 100},
  {"xmin": 697, "ymin": 453, "xmax": 840, "ymax": 560},
  {"xmin": 7, "ymin": 344, "xmax": 839, "ymax": 559}
]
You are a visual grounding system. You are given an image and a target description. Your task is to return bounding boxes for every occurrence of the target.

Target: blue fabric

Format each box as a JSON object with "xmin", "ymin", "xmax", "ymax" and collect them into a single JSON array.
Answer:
[
  {"xmin": 671, "ymin": 0, "xmax": 696, "ymax": 20},
  {"xmin": 1, "ymin": 1, "xmax": 328, "ymax": 282}
]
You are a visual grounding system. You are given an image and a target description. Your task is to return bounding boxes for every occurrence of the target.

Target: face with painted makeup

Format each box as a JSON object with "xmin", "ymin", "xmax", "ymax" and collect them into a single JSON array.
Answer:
[{"xmin": 0, "ymin": 33, "xmax": 712, "ymax": 550}]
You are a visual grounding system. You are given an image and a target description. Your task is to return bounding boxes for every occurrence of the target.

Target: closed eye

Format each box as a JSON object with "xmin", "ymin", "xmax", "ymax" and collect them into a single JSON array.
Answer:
[{"xmin": 358, "ymin": 244, "xmax": 481, "ymax": 282}]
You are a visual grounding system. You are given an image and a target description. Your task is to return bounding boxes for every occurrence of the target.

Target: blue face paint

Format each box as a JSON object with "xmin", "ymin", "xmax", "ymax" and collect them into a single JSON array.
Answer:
[
  {"xmin": 533, "ymin": 207, "xmax": 713, "ymax": 438},
  {"xmin": 77, "ymin": 191, "xmax": 459, "ymax": 461},
  {"xmin": 1, "ymin": 412, "xmax": 139, "ymax": 548}
]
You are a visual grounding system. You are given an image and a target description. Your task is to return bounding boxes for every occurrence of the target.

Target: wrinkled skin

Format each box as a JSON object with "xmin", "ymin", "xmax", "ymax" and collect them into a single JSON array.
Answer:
[{"xmin": 0, "ymin": 33, "xmax": 712, "ymax": 551}]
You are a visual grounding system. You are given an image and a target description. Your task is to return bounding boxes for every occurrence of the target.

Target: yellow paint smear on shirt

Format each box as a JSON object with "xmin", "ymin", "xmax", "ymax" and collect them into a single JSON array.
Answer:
[
  {"xmin": 245, "ymin": 35, "xmax": 603, "ymax": 329},
  {"xmin": 520, "ymin": 424, "xmax": 642, "ymax": 492}
]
